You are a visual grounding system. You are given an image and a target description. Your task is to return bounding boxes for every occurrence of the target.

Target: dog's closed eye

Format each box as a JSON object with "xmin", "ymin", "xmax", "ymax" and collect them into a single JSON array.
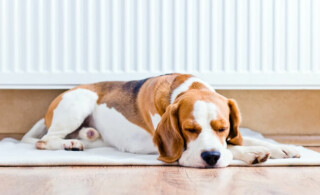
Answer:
[
  {"xmin": 186, "ymin": 128, "xmax": 197, "ymax": 133},
  {"xmin": 217, "ymin": 128, "xmax": 226, "ymax": 133}
]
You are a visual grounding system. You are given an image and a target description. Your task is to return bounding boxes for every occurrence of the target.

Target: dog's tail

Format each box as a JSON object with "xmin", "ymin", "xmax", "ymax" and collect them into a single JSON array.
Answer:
[{"xmin": 21, "ymin": 118, "xmax": 47, "ymax": 144}]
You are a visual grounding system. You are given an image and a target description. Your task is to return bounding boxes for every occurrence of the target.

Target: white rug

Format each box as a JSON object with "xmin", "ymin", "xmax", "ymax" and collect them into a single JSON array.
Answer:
[{"xmin": 1, "ymin": 128, "xmax": 320, "ymax": 167}]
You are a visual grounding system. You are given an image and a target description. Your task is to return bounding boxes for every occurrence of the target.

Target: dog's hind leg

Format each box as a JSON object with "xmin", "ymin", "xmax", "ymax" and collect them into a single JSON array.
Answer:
[
  {"xmin": 36, "ymin": 88, "xmax": 99, "ymax": 151},
  {"xmin": 66, "ymin": 127, "xmax": 107, "ymax": 149},
  {"xmin": 78, "ymin": 127, "xmax": 101, "ymax": 141}
]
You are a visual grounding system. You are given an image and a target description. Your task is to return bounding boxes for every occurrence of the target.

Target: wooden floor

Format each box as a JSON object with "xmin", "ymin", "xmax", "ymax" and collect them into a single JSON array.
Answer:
[{"xmin": 1, "ymin": 147, "xmax": 319, "ymax": 195}]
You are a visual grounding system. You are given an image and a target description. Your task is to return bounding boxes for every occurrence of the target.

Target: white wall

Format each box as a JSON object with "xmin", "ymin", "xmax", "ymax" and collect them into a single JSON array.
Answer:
[{"xmin": 0, "ymin": 0, "xmax": 319, "ymax": 89}]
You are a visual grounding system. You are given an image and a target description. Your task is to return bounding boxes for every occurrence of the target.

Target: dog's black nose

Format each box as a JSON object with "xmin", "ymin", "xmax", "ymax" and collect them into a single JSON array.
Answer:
[{"xmin": 201, "ymin": 151, "xmax": 221, "ymax": 166}]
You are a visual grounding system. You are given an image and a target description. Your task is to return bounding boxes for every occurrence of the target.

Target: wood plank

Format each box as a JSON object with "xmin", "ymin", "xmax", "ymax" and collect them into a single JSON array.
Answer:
[
  {"xmin": 0, "ymin": 166, "xmax": 319, "ymax": 194},
  {"xmin": 2, "ymin": 90, "xmax": 320, "ymax": 135},
  {"xmin": 0, "ymin": 133, "xmax": 24, "ymax": 140},
  {"xmin": 266, "ymin": 135, "xmax": 320, "ymax": 146},
  {"xmin": 306, "ymin": 147, "xmax": 320, "ymax": 153}
]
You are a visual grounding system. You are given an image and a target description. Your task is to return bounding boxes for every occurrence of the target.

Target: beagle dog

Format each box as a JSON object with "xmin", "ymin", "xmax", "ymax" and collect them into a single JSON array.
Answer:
[{"xmin": 22, "ymin": 73, "xmax": 300, "ymax": 167}]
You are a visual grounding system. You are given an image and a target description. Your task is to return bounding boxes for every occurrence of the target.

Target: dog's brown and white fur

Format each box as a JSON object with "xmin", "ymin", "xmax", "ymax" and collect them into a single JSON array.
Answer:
[{"xmin": 22, "ymin": 73, "xmax": 300, "ymax": 167}]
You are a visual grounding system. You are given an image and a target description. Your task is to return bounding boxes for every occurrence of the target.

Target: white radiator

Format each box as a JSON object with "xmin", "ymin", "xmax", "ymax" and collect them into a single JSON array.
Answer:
[{"xmin": 0, "ymin": 0, "xmax": 319, "ymax": 89}]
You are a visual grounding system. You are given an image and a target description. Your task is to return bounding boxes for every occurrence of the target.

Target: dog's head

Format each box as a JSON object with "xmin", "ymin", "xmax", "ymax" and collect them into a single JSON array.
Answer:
[{"xmin": 153, "ymin": 90, "xmax": 242, "ymax": 168}]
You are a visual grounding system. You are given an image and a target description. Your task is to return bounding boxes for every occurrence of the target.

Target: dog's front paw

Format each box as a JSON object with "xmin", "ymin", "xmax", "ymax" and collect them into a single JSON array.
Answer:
[
  {"xmin": 269, "ymin": 145, "xmax": 300, "ymax": 159},
  {"xmin": 63, "ymin": 140, "xmax": 84, "ymax": 151},
  {"xmin": 238, "ymin": 146, "xmax": 271, "ymax": 165}
]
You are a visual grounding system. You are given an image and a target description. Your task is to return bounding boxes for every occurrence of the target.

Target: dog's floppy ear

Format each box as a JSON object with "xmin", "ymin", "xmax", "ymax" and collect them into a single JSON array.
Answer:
[
  {"xmin": 153, "ymin": 104, "xmax": 184, "ymax": 163},
  {"xmin": 227, "ymin": 99, "xmax": 243, "ymax": 145}
]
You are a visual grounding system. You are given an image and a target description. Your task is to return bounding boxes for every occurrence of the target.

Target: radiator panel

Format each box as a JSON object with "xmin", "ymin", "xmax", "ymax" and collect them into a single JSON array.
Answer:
[{"xmin": 0, "ymin": 0, "xmax": 319, "ymax": 89}]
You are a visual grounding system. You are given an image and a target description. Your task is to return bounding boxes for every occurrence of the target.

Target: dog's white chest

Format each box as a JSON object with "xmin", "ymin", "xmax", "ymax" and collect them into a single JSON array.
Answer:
[{"xmin": 92, "ymin": 104, "xmax": 157, "ymax": 154}]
